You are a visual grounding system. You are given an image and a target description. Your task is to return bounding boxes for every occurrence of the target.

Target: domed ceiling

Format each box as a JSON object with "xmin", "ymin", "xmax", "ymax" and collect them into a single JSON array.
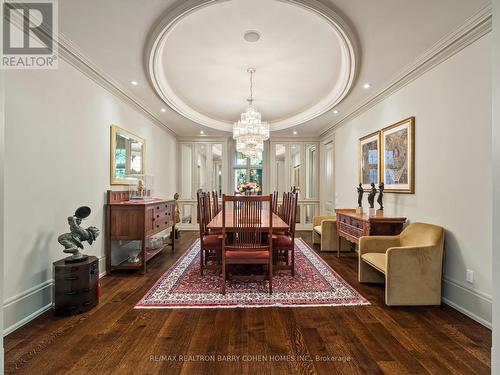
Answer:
[{"xmin": 147, "ymin": 0, "xmax": 358, "ymax": 132}]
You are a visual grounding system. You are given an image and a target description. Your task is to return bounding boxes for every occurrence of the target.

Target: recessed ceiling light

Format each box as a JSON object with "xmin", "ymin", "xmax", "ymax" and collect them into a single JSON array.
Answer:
[
  {"xmin": 293, "ymin": 131, "xmax": 298, "ymax": 135},
  {"xmin": 130, "ymin": 80, "xmax": 138, "ymax": 86},
  {"xmin": 333, "ymin": 109, "xmax": 339, "ymax": 114},
  {"xmin": 161, "ymin": 108, "xmax": 166, "ymax": 112},
  {"xmin": 200, "ymin": 130, "xmax": 204, "ymax": 135},
  {"xmin": 244, "ymin": 30, "xmax": 261, "ymax": 42},
  {"xmin": 363, "ymin": 83, "xmax": 372, "ymax": 89}
]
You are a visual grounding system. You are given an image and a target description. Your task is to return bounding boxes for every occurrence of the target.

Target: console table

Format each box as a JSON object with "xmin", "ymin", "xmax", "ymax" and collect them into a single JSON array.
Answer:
[
  {"xmin": 335, "ymin": 209, "xmax": 407, "ymax": 258},
  {"xmin": 105, "ymin": 191, "xmax": 175, "ymax": 275}
]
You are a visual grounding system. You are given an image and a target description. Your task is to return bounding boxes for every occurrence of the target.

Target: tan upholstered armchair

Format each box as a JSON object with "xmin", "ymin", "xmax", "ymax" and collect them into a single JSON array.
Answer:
[
  {"xmin": 312, "ymin": 216, "xmax": 350, "ymax": 252},
  {"xmin": 359, "ymin": 222, "xmax": 445, "ymax": 306}
]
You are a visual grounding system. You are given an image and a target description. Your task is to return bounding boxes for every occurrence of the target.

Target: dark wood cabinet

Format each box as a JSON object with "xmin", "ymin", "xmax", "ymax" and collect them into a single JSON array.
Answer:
[
  {"xmin": 53, "ymin": 256, "xmax": 99, "ymax": 316},
  {"xmin": 105, "ymin": 191, "xmax": 175, "ymax": 275},
  {"xmin": 335, "ymin": 209, "xmax": 407, "ymax": 257}
]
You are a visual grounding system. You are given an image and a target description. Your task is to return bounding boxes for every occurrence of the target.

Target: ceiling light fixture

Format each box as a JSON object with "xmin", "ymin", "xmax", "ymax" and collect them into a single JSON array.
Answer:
[
  {"xmin": 363, "ymin": 83, "xmax": 371, "ymax": 89},
  {"xmin": 293, "ymin": 131, "xmax": 298, "ymax": 135},
  {"xmin": 130, "ymin": 80, "xmax": 139, "ymax": 86},
  {"xmin": 161, "ymin": 108, "xmax": 166, "ymax": 112},
  {"xmin": 200, "ymin": 130, "xmax": 204, "ymax": 135},
  {"xmin": 333, "ymin": 109, "xmax": 339, "ymax": 114},
  {"xmin": 243, "ymin": 30, "xmax": 261, "ymax": 42},
  {"xmin": 233, "ymin": 68, "xmax": 269, "ymax": 158}
]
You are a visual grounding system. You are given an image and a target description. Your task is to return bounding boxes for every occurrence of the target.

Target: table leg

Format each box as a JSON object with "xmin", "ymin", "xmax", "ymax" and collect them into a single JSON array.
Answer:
[
  {"xmin": 338, "ymin": 236, "xmax": 341, "ymax": 258},
  {"xmin": 171, "ymin": 224, "xmax": 175, "ymax": 253},
  {"xmin": 141, "ymin": 238, "xmax": 146, "ymax": 275}
]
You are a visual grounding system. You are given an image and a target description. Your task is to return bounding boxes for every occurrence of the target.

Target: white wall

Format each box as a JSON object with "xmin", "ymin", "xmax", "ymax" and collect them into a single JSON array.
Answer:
[
  {"xmin": 492, "ymin": 0, "xmax": 500, "ymax": 370},
  {"xmin": 3, "ymin": 60, "xmax": 177, "ymax": 334},
  {"xmin": 326, "ymin": 34, "xmax": 492, "ymax": 326}
]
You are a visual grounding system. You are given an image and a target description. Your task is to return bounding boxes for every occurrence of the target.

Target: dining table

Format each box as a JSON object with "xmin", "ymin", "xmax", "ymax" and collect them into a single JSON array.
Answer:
[{"xmin": 206, "ymin": 207, "xmax": 289, "ymax": 231}]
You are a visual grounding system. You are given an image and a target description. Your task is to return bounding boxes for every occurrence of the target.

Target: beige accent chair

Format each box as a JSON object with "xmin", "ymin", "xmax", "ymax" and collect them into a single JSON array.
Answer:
[
  {"xmin": 312, "ymin": 216, "xmax": 350, "ymax": 252},
  {"xmin": 359, "ymin": 222, "xmax": 445, "ymax": 306}
]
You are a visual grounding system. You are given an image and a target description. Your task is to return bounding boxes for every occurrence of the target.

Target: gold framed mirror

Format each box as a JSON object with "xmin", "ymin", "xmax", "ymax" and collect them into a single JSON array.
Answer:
[{"xmin": 110, "ymin": 125, "xmax": 146, "ymax": 185}]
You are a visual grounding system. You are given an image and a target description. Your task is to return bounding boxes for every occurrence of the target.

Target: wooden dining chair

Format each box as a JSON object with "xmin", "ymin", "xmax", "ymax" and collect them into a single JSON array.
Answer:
[
  {"xmin": 272, "ymin": 191, "xmax": 278, "ymax": 214},
  {"xmin": 197, "ymin": 191, "xmax": 221, "ymax": 275},
  {"xmin": 273, "ymin": 192, "xmax": 298, "ymax": 276},
  {"xmin": 211, "ymin": 191, "xmax": 220, "ymax": 216},
  {"xmin": 278, "ymin": 192, "xmax": 288, "ymax": 221},
  {"xmin": 221, "ymin": 194, "xmax": 273, "ymax": 294}
]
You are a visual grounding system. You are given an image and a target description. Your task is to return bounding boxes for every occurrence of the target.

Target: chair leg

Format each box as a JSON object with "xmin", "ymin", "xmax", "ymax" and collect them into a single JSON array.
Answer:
[
  {"xmin": 269, "ymin": 257, "xmax": 273, "ymax": 294},
  {"xmin": 200, "ymin": 246, "xmax": 204, "ymax": 276},
  {"xmin": 291, "ymin": 247, "xmax": 295, "ymax": 277},
  {"xmin": 222, "ymin": 261, "xmax": 226, "ymax": 295}
]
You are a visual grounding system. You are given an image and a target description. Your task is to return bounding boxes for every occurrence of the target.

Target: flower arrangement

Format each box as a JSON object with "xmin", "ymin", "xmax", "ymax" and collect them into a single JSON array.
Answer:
[{"xmin": 237, "ymin": 182, "xmax": 261, "ymax": 194}]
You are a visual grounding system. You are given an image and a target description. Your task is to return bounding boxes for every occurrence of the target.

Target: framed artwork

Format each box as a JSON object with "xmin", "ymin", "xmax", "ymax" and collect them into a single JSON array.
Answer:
[
  {"xmin": 358, "ymin": 131, "xmax": 381, "ymax": 191},
  {"xmin": 381, "ymin": 117, "xmax": 415, "ymax": 193}
]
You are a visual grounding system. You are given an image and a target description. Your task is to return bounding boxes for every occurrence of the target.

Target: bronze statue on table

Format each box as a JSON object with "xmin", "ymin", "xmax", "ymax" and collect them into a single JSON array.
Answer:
[
  {"xmin": 357, "ymin": 183, "xmax": 364, "ymax": 208},
  {"xmin": 58, "ymin": 206, "xmax": 100, "ymax": 263},
  {"xmin": 377, "ymin": 182, "xmax": 385, "ymax": 210},
  {"xmin": 367, "ymin": 183, "xmax": 377, "ymax": 209}
]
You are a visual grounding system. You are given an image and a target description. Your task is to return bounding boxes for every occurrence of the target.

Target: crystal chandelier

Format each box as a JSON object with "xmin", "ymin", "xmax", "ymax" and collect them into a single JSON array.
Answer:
[{"xmin": 233, "ymin": 68, "xmax": 269, "ymax": 157}]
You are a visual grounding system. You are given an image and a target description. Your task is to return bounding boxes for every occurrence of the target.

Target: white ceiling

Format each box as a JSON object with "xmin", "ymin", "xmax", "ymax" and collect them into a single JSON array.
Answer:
[
  {"xmin": 152, "ymin": 0, "xmax": 354, "ymax": 132},
  {"xmin": 58, "ymin": 0, "xmax": 490, "ymax": 137}
]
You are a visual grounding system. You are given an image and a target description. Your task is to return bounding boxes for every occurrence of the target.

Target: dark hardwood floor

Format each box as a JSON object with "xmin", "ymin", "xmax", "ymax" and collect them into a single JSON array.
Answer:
[{"xmin": 4, "ymin": 231, "xmax": 491, "ymax": 374}]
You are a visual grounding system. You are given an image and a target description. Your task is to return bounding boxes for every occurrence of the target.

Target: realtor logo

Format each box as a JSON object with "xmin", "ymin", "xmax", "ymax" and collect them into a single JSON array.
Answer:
[{"xmin": 1, "ymin": 0, "xmax": 58, "ymax": 69}]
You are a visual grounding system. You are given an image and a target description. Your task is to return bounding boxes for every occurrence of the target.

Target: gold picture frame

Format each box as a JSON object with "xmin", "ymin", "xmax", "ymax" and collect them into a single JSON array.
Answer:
[
  {"xmin": 380, "ymin": 117, "xmax": 415, "ymax": 193},
  {"xmin": 358, "ymin": 131, "xmax": 381, "ymax": 191},
  {"xmin": 110, "ymin": 125, "xmax": 146, "ymax": 185}
]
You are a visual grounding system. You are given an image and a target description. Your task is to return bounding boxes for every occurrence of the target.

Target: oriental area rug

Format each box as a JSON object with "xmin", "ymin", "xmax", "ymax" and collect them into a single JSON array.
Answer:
[{"xmin": 136, "ymin": 238, "xmax": 369, "ymax": 308}]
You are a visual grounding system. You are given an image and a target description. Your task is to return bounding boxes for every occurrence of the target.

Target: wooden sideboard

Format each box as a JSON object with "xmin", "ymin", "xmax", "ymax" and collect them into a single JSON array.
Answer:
[
  {"xmin": 105, "ymin": 191, "xmax": 175, "ymax": 275},
  {"xmin": 335, "ymin": 209, "xmax": 407, "ymax": 257}
]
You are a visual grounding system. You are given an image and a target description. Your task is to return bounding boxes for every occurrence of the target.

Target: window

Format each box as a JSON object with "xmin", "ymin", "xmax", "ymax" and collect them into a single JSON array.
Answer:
[{"xmin": 234, "ymin": 150, "xmax": 263, "ymax": 193}]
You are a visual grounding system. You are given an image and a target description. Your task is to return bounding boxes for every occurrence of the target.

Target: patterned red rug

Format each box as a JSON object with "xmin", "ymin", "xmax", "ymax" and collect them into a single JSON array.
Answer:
[{"xmin": 136, "ymin": 238, "xmax": 369, "ymax": 308}]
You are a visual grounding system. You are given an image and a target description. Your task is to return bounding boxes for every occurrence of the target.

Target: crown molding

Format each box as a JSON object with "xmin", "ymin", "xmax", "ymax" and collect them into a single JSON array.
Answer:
[
  {"xmin": 177, "ymin": 135, "xmax": 231, "ymax": 142},
  {"xmin": 56, "ymin": 35, "xmax": 177, "ymax": 138},
  {"xmin": 320, "ymin": 4, "xmax": 492, "ymax": 139},
  {"xmin": 4, "ymin": 2, "xmax": 178, "ymax": 137}
]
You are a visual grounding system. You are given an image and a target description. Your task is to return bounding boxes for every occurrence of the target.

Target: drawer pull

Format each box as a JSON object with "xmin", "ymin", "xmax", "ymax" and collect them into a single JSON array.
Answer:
[
  {"xmin": 64, "ymin": 291, "xmax": 78, "ymax": 295},
  {"xmin": 65, "ymin": 276, "xmax": 78, "ymax": 281}
]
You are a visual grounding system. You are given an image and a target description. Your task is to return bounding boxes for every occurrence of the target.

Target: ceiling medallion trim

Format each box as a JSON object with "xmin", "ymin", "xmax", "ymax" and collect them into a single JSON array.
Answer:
[{"xmin": 146, "ymin": 0, "xmax": 359, "ymax": 132}]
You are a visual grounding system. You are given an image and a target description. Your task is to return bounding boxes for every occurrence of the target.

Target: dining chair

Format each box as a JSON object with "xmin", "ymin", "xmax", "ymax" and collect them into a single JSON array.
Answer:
[
  {"xmin": 279, "ymin": 192, "xmax": 287, "ymax": 220},
  {"xmin": 272, "ymin": 191, "xmax": 278, "ymax": 214},
  {"xmin": 197, "ymin": 191, "xmax": 221, "ymax": 275},
  {"xmin": 273, "ymin": 192, "xmax": 298, "ymax": 276},
  {"xmin": 211, "ymin": 191, "xmax": 220, "ymax": 216},
  {"xmin": 221, "ymin": 194, "xmax": 273, "ymax": 294}
]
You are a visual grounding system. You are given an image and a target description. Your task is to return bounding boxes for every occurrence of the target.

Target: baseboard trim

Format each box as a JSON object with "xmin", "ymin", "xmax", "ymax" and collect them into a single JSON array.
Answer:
[
  {"xmin": 3, "ymin": 303, "xmax": 53, "ymax": 337},
  {"xmin": 442, "ymin": 277, "xmax": 492, "ymax": 328},
  {"xmin": 3, "ymin": 256, "xmax": 106, "ymax": 337},
  {"xmin": 442, "ymin": 298, "xmax": 492, "ymax": 329}
]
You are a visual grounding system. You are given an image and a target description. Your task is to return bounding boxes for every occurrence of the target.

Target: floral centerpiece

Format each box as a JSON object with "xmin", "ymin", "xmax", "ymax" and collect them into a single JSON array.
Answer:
[{"xmin": 236, "ymin": 182, "xmax": 261, "ymax": 195}]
